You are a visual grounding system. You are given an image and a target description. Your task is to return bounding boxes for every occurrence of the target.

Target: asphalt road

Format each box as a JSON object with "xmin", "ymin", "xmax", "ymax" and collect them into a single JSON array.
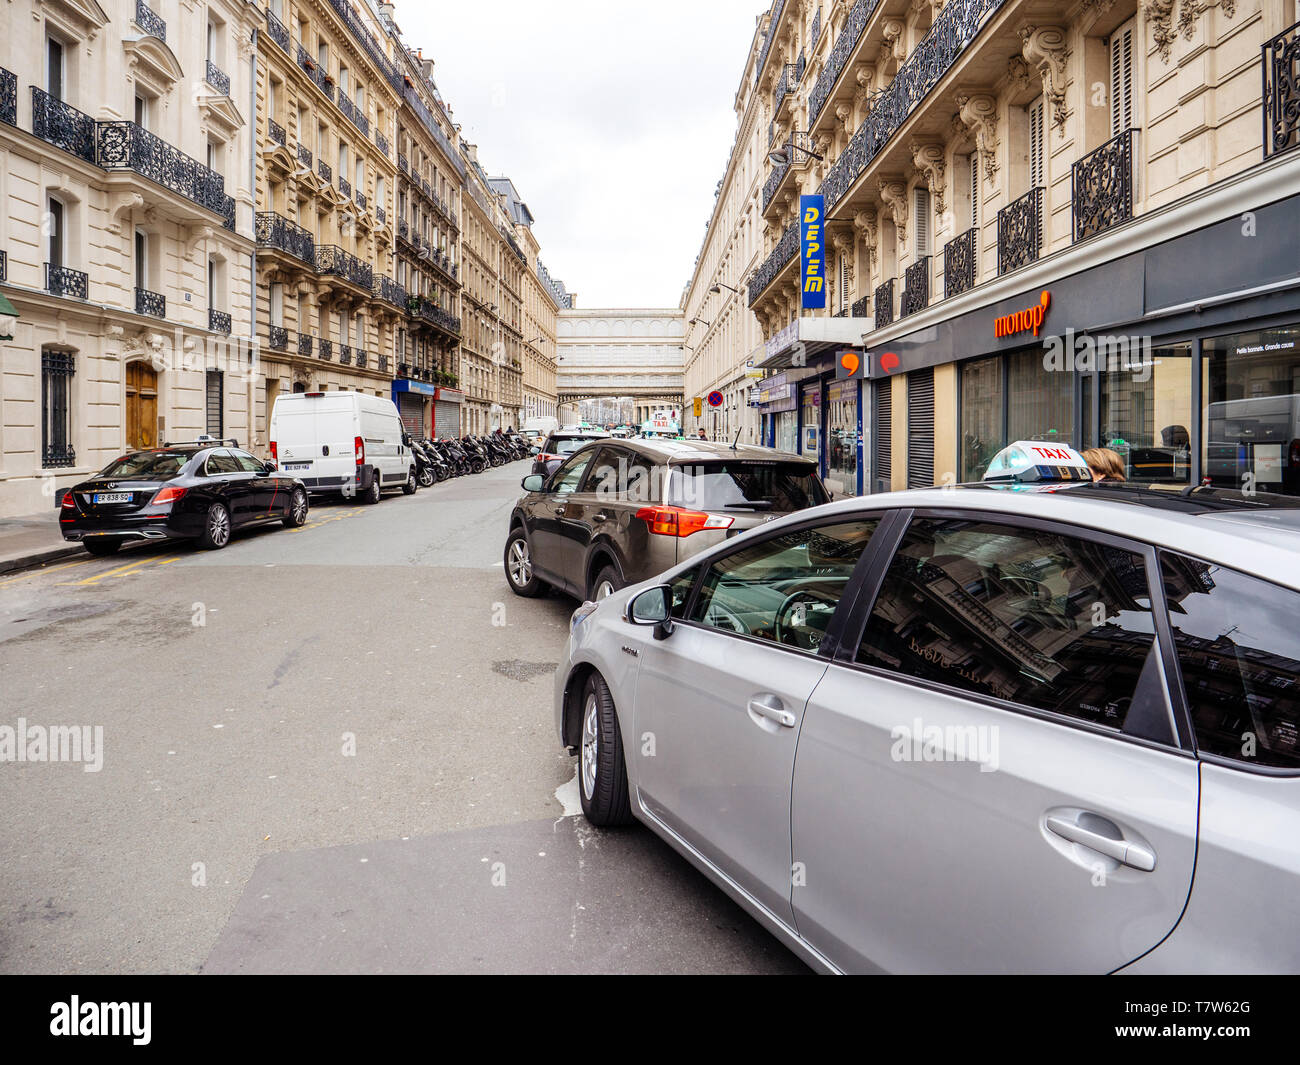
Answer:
[{"xmin": 0, "ymin": 461, "xmax": 807, "ymax": 974}]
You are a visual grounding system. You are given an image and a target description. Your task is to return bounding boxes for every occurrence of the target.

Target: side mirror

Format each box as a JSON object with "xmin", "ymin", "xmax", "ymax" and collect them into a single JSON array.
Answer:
[
  {"xmin": 264, "ymin": 461, "xmax": 278, "ymax": 474},
  {"xmin": 529, "ymin": 446, "xmax": 541, "ymax": 455},
  {"xmin": 627, "ymin": 585, "xmax": 674, "ymax": 640},
  {"xmin": 521, "ymin": 474, "xmax": 545, "ymax": 492}
]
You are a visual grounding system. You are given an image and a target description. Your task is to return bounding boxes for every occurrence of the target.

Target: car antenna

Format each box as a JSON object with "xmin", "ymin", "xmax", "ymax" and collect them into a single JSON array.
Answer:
[{"xmin": 731, "ymin": 428, "xmax": 741, "ymax": 451}]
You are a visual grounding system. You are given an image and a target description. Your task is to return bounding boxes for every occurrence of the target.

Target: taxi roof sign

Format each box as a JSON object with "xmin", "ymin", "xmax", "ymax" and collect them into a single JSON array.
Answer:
[{"xmin": 982, "ymin": 440, "xmax": 1092, "ymax": 484}]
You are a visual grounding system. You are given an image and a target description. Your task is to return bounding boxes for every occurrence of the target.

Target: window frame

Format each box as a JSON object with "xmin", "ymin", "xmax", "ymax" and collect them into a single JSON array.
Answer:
[{"xmin": 831, "ymin": 506, "xmax": 1190, "ymax": 755}]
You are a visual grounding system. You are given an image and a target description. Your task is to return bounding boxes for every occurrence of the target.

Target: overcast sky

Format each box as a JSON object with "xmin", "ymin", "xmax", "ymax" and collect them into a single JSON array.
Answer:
[{"xmin": 395, "ymin": 0, "xmax": 765, "ymax": 310}]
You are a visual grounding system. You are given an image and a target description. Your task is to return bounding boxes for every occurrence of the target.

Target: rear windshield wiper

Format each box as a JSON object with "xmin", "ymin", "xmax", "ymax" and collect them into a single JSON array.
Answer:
[{"xmin": 723, "ymin": 501, "xmax": 777, "ymax": 510}]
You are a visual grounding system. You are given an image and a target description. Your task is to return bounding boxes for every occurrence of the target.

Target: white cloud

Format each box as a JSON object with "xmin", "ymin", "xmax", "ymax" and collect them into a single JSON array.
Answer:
[{"xmin": 394, "ymin": 0, "xmax": 765, "ymax": 307}]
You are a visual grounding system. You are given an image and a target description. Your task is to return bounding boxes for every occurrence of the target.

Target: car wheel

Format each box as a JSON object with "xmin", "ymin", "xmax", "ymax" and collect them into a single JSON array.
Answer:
[
  {"xmin": 578, "ymin": 671, "xmax": 634, "ymax": 827},
  {"xmin": 198, "ymin": 502, "xmax": 231, "ymax": 550},
  {"xmin": 83, "ymin": 539, "xmax": 122, "ymax": 557},
  {"xmin": 504, "ymin": 529, "xmax": 545, "ymax": 598},
  {"xmin": 403, "ymin": 467, "xmax": 417, "ymax": 495},
  {"xmin": 589, "ymin": 563, "xmax": 623, "ymax": 602},
  {"xmin": 364, "ymin": 475, "xmax": 382, "ymax": 505},
  {"xmin": 282, "ymin": 487, "xmax": 308, "ymax": 528}
]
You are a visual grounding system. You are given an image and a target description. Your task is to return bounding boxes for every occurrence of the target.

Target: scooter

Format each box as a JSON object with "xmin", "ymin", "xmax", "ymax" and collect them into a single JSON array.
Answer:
[{"xmin": 405, "ymin": 433, "xmax": 437, "ymax": 488}]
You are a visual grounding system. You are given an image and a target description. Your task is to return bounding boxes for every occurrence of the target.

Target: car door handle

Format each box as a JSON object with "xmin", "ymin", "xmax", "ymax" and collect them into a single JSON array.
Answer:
[
  {"xmin": 592, "ymin": 512, "xmax": 609, "ymax": 523},
  {"xmin": 747, "ymin": 695, "xmax": 796, "ymax": 729},
  {"xmin": 555, "ymin": 505, "xmax": 567, "ymax": 517},
  {"xmin": 1045, "ymin": 815, "xmax": 1157, "ymax": 871}
]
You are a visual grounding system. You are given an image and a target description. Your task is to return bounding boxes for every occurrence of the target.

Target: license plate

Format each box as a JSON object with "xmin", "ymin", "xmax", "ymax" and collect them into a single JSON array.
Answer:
[
  {"xmin": 283, "ymin": 463, "xmax": 311, "ymax": 472},
  {"xmin": 94, "ymin": 493, "xmax": 132, "ymax": 505}
]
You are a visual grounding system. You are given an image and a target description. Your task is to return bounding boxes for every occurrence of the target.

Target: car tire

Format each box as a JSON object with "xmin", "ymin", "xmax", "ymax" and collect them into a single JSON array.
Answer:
[
  {"xmin": 504, "ymin": 529, "xmax": 545, "ymax": 598},
  {"xmin": 589, "ymin": 563, "xmax": 623, "ymax": 602},
  {"xmin": 403, "ymin": 467, "xmax": 417, "ymax": 495},
  {"xmin": 363, "ymin": 474, "xmax": 382, "ymax": 505},
  {"xmin": 578, "ymin": 671, "xmax": 635, "ymax": 827},
  {"xmin": 83, "ymin": 539, "xmax": 122, "ymax": 557},
  {"xmin": 282, "ymin": 487, "xmax": 308, "ymax": 528},
  {"xmin": 197, "ymin": 502, "xmax": 232, "ymax": 550}
]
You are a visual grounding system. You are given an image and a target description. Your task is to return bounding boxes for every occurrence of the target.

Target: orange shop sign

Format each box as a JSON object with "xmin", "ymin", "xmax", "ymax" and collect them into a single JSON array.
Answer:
[{"xmin": 994, "ymin": 291, "xmax": 1051, "ymax": 339}]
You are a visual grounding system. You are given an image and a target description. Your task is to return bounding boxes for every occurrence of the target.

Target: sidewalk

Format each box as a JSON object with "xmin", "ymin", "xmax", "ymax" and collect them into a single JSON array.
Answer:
[{"xmin": 0, "ymin": 507, "xmax": 82, "ymax": 575}]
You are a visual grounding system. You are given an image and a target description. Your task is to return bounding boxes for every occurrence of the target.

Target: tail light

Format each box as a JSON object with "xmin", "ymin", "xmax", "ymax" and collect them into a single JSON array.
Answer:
[
  {"xmin": 151, "ymin": 486, "xmax": 187, "ymax": 506},
  {"xmin": 269, "ymin": 441, "xmax": 278, "ymax": 461},
  {"xmin": 635, "ymin": 506, "xmax": 733, "ymax": 538},
  {"xmin": 355, "ymin": 436, "xmax": 365, "ymax": 467},
  {"xmin": 60, "ymin": 492, "xmax": 75, "ymax": 509}
]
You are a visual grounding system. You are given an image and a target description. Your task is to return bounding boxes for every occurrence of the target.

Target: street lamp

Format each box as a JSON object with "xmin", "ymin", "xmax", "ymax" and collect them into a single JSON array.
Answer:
[
  {"xmin": 709, "ymin": 282, "xmax": 740, "ymax": 295},
  {"xmin": 689, "ymin": 317, "xmax": 711, "ymax": 328},
  {"xmin": 767, "ymin": 142, "xmax": 824, "ymax": 167}
]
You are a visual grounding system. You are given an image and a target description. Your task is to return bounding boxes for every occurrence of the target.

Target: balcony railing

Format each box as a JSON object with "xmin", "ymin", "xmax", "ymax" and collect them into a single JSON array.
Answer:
[
  {"xmin": 318, "ymin": 158, "xmax": 332, "ymax": 184},
  {"xmin": 255, "ymin": 211, "xmax": 316, "ymax": 267},
  {"xmin": 943, "ymin": 227, "xmax": 977, "ymax": 298},
  {"xmin": 762, "ymin": 131, "xmax": 814, "ymax": 213},
  {"xmin": 398, "ymin": 153, "xmax": 409, "ymax": 174},
  {"xmin": 209, "ymin": 309, "xmax": 232, "ymax": 334},
  {"xmin": 851, "ymin": 295, "xmax": 869, "ymax": 317},
  {"xmin": 265, "ymin": 10, "xmax": 290, "ymax": 52},
  {"xmin": 874, "ymin": 279, "xmax": 895, "ymax": 329},
  {"xmin": 298, "ymin": 144, "xmax": 312, "ymax": 168},
  {"xmin": 808, "ymin": 0, "xmax": 876, "ymax": 124},
  {"xmin": 376, "ymin": 206, "xmax": 385, "ymax": 226},
  {"xmin": 378, "ymin": 354, "xmax": 389, "ymax": 374},
  {"xmin": 811, "ymin": 5, "xmax": 822, "ymax": 44},
  {"xmin": 356, "ymin": 349, "xmax": 368, "ymax": 369},
  {"xmin": 339, "ymin": 344, "xmax": 352, "ymax": 365},
  {"xmin": 297, "ymin": 45, "xmax": 334, "ymax": 102},
  {"xmin": 747, "ymin": 222, "xmax": 799, "ymax": 305},
  {"xmin": 339, "ymin": 176, "xmax": 351, "ymax": 198},
  {"xmin": 356, "ymin": 191, "xmax": 367, "ymax": 212},
  {"xmin": 44, "ymin": 444, "xmax": 76, "ymax": 469},
  {"xmin": 269, "ymin": 119, "xmax": 286, "ymax": 147},
  {"xmin": 135, "ymin": 0, "xmax": 166, "ymax": 40},
  {"xmin": 46, "ymin": 263, "xmax": 88, "ymax": 299},
  {"xmin": 901, "ymin": 257, "xmax": 930, "ymax": 317},
  {"xmin": 316, "ymin": 244, "xmax": 373, "ymax": 289},
  {"xmin": 398, "ymin": 218, "xmax": 410, "ymax": 242},
  {"xmin": 32, "ymin": 88, "xmax": 96, "ymax": 164},
  {"xmin": 821, "ymin": 0, "xmax": 1012, "ymax": 210},
  {"xmin": 326, "ymin": 0, "xmax": 402, "ymax": 92},
  {"xmin": 374, "ymin": 275, "xmax": 406, "ymax": 308},
  {"xmin": 1264, "ymin": 20, "xmax": 1300, "ymax": 158},
  {"xmin": 375, "ymin": 131, "xmax": 388, "ymax": 156},
  {"xmin": 337, "ymin": 91, "xmax": 355, "ymax": 125},
  {"xmin": 97, "ymin": 121, "xmax": 229, "ymax": 218},
  {"xmin": 298, "ymin": 334, "xmax": 314, "ymax": 357},
  {"xmin": 135, "ymin": 287, "xmax": 165, "ymax": 318},
  {"xmin": 205, "ymin": 60, "xmax": 230, "ymax": 96},
  {"xmin": 773, "ymin": 63, "xmax": 798, "ymax": 112},
  {"xmin": 997, "ymin": 186, "xmax": 1043, "ymax": 275},
  {"xmin": 269, "ymin": 326, "xmax": 288, "ymax": 351},
  {"xmin": 0, "ymin": 68, "xmax": 14, "ymax": 126},
  {"xmin": 319, "ymin": 339, "xmax": 333, "ymax": 361},
  {"xmin": 754, "ymin": 0, "xmax": 787, "ymax": 86},
  {"xmin": 0, "ymin": 250, "xmax": 6, "ymax": 282},
  {"xmin": 1072, "ymin": 128, "xmax": 1136, "ymax": 243}
]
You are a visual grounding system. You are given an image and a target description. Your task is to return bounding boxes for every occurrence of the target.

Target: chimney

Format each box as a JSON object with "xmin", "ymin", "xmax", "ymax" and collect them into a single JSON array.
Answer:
[
  {"xmin": 422, "ymin": 58, "xmax": 435, "ymax": 80},
  {"xmin": 465, "ymin": 143, "xmax": 478, "ymax": 164},
  {"xmin": 378, "ymin": 2, "xmax": 395, "ymax": 20}
]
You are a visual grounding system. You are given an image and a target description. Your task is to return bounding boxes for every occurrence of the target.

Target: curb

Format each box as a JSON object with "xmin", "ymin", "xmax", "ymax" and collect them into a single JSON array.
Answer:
[{"xmin": 0, "ymin": 543, "xmax": 85, "ymax": 577}]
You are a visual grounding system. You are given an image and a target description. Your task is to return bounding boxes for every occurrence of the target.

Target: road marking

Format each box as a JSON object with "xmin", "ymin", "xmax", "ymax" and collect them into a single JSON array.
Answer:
[
  {"xmin": 65, "ymin": 552, "xmax": 178, "ymax": 586},
  {"xmin": 0, "ymin": 556, "xmax": 95, "ymax": 589}
]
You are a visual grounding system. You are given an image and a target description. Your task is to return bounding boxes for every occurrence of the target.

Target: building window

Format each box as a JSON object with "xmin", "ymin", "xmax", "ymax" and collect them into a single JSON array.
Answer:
[
  {"xmin": 1097, "ymin": 342, "xmax": 1191, "ymax": 485},
  {"xmin": 47, "ymin": 36, "xmax": 64, "ymax": 100},
  {"xmin": 1110, "ymin": 19, "xmax": 1136, "ymax": 137},
  {"xmin": 913, "ymin": 187, "xmax": 931, "ymax": 257},
  {"xmin": 206, "ymin": 370, "xmax": 224, "ymax": 438},
  {"xmin": 969, "ymin": 154, "xmax": 979, "ymax": 228},
  {"xmin": 1008, "ymin": 347, "xmax": 1072, "ymax": 443},
  {"xmin": 1029, "ymin": 98, "xmax": 1045, "ymax": 190},
  {"xmin": 42, "ymin": 349, "xmax": 76, "ymax": 468},
  {"xmin": 960, "ymin": 356, "xmax": 1002, "ymax": 481},
  {"xmin": 47, "ymin": 196, "xmax": 65, "ymax": 268}
]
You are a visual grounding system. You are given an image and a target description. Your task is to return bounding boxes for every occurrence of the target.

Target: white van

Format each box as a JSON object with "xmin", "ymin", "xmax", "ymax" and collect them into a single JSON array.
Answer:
[
  {"xmin": 522, "ymin": 416, "xmax": 559, "ymax": 446},
  {"xmin": 269, "ymin": 391, "xmax": 415, "ymax": 503}
]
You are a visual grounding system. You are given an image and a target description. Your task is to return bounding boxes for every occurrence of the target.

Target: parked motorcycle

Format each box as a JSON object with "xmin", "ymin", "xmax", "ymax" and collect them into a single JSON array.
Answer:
[{"xmin": 405, "ymin": 433, "xmax": 438, "ymax": 488}]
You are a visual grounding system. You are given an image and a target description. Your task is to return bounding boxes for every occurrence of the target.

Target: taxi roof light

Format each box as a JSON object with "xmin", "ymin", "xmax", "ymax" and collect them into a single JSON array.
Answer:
[{"xmin": 982, "ymin": 440, "xmax": 1093, "ymax": 484}]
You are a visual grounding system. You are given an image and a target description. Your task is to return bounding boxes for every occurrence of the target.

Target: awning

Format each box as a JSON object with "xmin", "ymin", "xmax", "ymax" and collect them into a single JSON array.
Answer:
[
  {"xmin": 392, "ymin": 378, "xmax": 438, "ymax": 397},
  {"xmin": 0, "ymin": 291, "xmax": 18, "ymax": 340},
  {"xmin": 758, "ymin": 314, "xmax": 874, "ymax": 369}
]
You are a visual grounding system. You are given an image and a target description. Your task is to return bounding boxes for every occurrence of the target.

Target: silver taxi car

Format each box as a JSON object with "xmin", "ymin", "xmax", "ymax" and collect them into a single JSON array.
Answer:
[{"xmin": 553, "ymin": 443, "xmax": 1300, "ymax": 974}]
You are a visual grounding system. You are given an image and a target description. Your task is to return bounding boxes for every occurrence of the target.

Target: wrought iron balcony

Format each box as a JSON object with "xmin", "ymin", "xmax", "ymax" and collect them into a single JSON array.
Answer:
[
  {"xmin": 378, "ymin": 354, "xmax": 389, "ymax": 374},
  {"xmin": 376, "ymin": 206, "xmax": 385, "ymax": 225},
  {"xmin": 747, "ymin": 222, "xmax": 799, "ymax": 306},
  {"xmin": 754, "ymin": 0, "xmax": 786, "ymax": 86},
  {"xmin": 319, "ymin": 339, "xmax": 333, "ymax": 360},
  {"xmin": 374, "ymin": 275, "xmax": 407, "ymax": 309},
  {"xmin": 265, "ymin": 10, "xmax": 290, "ymax": 52},
  {"xmin": 269, "ymin": 326, "xmax": 288, "ymax": 351},
  {"xmin": 296, "ymin": 45, "xmax": 334, "ymax": 102},
  {"xmin": 851, "ymin": 295, "xmax": 869, "ymax": 317},
  {"xmin": 339, "ymin": 344, "xmax": 352, "ymax": 365},
  {"xmin": 337, "ymin": 91, "xmax": 370, "ymax": 137},
  {"xmin": 901, "ymin": 257, "xmax": 930, "ymax": 317},
  {"xmin": 874, "ymin": 279, "xmax": 895, "ymax": 329},
  {"xmin": 1072, "ymin": 128, "xmax": 1136, "ymax": 243},
  {"xmin": 337, "ymin": 92, "xmax": 355, "ymax": 125},
  {"xmin": 821, "ymin": 0, "xmax": 1012, "ymax": 211},
  {"xmin": 762, "ymin": 131, "xmax": 814, "ymax": 213},
  {"xmin": 44, "ymin": 444, "xmax": 77, "ymax": 469},
  {"xmin": 773, "ymin": 63, "xmax": 798, "ymax": 112},
  {"xmin": 355, "ymin": 349, "xmax": 368, "ymax": 369},
  {"xmin": 205, "ymin": 60, "xmax": 230, "ymax": 96},
  {"xmin": 135, "ymin": 287, "xmax": 166, "ymax": 318},
  {"xmin": 255, "ymin": 211, "xmax": 316, "ymax": 267},
  {"xmin": 339, "ymin": 176, "xmax": 351, "ymax": 198},
  {"xmin": 298, "ymin": 144, "xmax": 312, "ymax": 168},
  {"xmin": 398, "ymin": 153, "xmax": 409, "ymax": 174},
  {"xmin": 811, "ymin": 5, "xmax": 821, "ymax": 44},
  {"xmin": 0, "ymin": 68, "xmax": 14, "ymax": 127},
  {"xmin": 356, "ymin": 191, "xmax": 367, "ymax": 212},
  {"xmin": 269, "ymin": 119, "xmax": 286, "ymax": 147},
  {"xmin": 0, "ymin": 250, "xmax": 6, "ymax": 282},
  {"xmin": 97, "ymin": 121, "xmax": 230, "ymax": 218},
  {"xmin": 1265, "ymin": 20, "xmax": 1300, "ymax": 158},
  {"xmin": 318, "ymin": 158, "xmax": 332, "ymax": 184},
  {"xmin": 220, "ymin": 194, "xmax": 235, "ymax": 232},
  {"xmin": 398, "ymin": 218, "xmax": 410, "ymax": 242},
  {"xmin": 46, "ymin": 263, "xmax": 88, "ymax": 299},
  {"xmin": 298, "ymin": 333, "xmax": 313, "ymax": 356},
  {"xmin": 209, "ymin": 309, "xmax": 232, "ymax": 335},
  {"xmin": 375, "ymin": 131, "xmax": 388, "ymax": 157},
  {"xmin": 32, "ymin": 88, "xmax": 96, "ymax": 164},
  {"xmin": 316, "ymin": 244, "xmax": 373, "ymax": 289},
  {"xmin": 997, "ymin": 186, "xmax": 1043, "ymax": 275},
  {"xmin": 808, "ymin": 0, "xmax": 875, "ymax": 125},
  {"xmin": 135, "ymin": 0, "xmax": 166, "ymax": 40},
  {"xmin": 326, "ymin": 0, "xmax": 402, "ymax": 92},
  {"xmin": 944, "ymin": 228, "xmax": 977, "ymax": 298}
]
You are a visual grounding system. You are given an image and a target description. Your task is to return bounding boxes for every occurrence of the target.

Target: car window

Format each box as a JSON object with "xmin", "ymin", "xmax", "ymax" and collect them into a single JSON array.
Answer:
[
  {"xmin": 550, "ymin": 450, "xmax": 595, "ymax": 494},
  {"xmin": 585, "ymin": 449, "xmax": 659, "ymax": 502},
  {"xmin": 668, "ymin": 567, "xmax": 698, "ymax": 619},
  {"xmin": 204, "ymin": 450, "xmax": 241, "ymax": 476},
  {"xmin": 99, "ymin": 451, "xmax": 193, "ymax": 478},
  {"xmin": 232, "ymin": 451, "xmax": 267, "ymax": 474},
  {"xmin": 1161, "ymin": 552, "xmax": 1300, "ymax": 769},
  {"xmin": 669, "ymin": 461, "xmax": 827, "ymax": 513},
  {"xmin": 549, "ymin": 435, "xmax": 601, "ymax": 456},
  {"xmin": 855, "ymin": 518, "xmax": 1156, "ymax": 729},
  {"xmin": 691, "ymin": 521, "xmax": 880, "ymax": 651}
]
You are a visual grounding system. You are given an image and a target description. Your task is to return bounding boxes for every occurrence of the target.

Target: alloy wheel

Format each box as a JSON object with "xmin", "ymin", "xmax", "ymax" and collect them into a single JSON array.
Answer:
[
  {"xmin": 508, "ymin": 539, "xmax": 532, "ymax": 586},
  {"xmin": 209, "ymin": 506, "xmax": 230, "ymax": 547},
  {"xmin": 595, "ymin": 580, "xmax": 615, "ymax": 600},
  {"xmin": 291, "ymin": 491, "xmax": 307, "ymax": 524},
  {"xmin": 581, "ymin": 694, "xmax": 599, "ymax": 801}
]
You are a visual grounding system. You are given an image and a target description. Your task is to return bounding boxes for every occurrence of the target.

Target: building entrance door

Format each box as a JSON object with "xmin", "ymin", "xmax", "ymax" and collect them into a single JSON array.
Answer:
[{"xmin": 125, "ymin": 362, "xmax": 159, "ymax": 450}]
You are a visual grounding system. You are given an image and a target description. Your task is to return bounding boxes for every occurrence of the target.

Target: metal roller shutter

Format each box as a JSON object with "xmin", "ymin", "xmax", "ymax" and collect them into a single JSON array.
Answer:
[
  {"xmin": 876, "ymin": 379, "xmax": 891, "ymax": 493},
  {"xmin": 397, "ymin": 393, "xmax": 424, "ymax": 437},
  {"xmin": 907, "ymin": 368, "xmax": 935, "ymax": 489},
  {"xmin": 433, "ymin": 399, "xmax": 461, "ymax": 440}
]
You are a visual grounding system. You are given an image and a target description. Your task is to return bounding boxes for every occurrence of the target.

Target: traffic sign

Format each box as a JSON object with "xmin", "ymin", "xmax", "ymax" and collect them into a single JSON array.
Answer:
[
  {"xmin": 693, "ymin": 397, "xmax": 703, "ymax": 418},
  {"xmin": 707, "ymin": 390, "xmax": 724, "ymax": 408}
]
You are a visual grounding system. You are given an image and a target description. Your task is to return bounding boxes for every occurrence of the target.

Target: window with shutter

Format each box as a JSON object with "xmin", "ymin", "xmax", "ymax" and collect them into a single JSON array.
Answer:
[
  {"xmin": 206, "ymin": 371, "xmax": 224, "ymax": 439},
  {"xmin": 914, "ymin": 187, "xmax": 931, "ymax": 256},
  {"xmin": 1110, "ymin": 20, "xmax": 1135, "ymax": 137},
  {"xmin": 1029, "ymin": 98, "xmax": 1044, "ymax": 189},
  {"xmin": 907, "ymin": 368, "xmax": 935, "ymax": 489},
  {"xmin": 876, "ymin": 379, "xmax": 892, "ymax": 491},
  {"xmin": 969, "ymin": 155, "xmax": 979, "ymax": 228},
  {"xmin": 838, "ymin": 253, "xmax": 849, "ymax": 311}
]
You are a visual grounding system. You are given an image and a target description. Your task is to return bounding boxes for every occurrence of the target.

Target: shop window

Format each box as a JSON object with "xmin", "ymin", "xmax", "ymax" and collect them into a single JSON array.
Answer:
[
  {"xmin": 1202, "ymin": 325, "xmax": 1300, "ymax": 496},
  {"xmin": 961, "ymin": 356, "xmax": 1003, "ymax": 481},
  {"xmin": 1098, "ymin": 343, "xmax": 1191, "ymax": 485},
  {"xmin": 1008, "ymin": 348, "xmax": 1072, "ymax": 444}
]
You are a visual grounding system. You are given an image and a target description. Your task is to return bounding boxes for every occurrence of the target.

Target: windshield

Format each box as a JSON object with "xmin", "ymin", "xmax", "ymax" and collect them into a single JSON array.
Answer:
[
  {"xmin": 98, "ymin": 451, "xmax": 194, "ymax": 478},
  {"xmin": 550, "ymin": 436, "xmax": 601, "ymax": 455},
  {"xmin": 669, "ymin": 462, "xmax": 828, "ymax": 513}
]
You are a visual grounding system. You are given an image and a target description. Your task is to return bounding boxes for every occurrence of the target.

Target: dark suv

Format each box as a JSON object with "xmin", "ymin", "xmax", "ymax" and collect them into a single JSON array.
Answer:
[
  {"xmin": 531, "ymin": 431, "xmax": 610, "ymax": 479},
  {"xmin": 505, "ymin": 438, "xmax": 828, "ymax": 601}
]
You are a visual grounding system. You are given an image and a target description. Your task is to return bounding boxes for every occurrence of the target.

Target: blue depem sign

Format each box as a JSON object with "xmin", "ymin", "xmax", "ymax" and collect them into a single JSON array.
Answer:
[{"xmin": 801, "ymin": 194, "xmax": 826, "ymax": 310}]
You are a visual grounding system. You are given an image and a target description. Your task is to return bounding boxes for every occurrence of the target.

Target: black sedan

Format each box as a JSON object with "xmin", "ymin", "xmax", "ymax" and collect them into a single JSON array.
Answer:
[{"xmin": 60, "ymin": 439, "xmax": 309, "ymax": 555}]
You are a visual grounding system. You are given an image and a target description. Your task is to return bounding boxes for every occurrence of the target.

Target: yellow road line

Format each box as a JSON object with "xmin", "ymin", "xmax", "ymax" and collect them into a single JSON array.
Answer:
[{"xmin": 0, "ymin": 556, "xmax": 96, "ymax": 589}]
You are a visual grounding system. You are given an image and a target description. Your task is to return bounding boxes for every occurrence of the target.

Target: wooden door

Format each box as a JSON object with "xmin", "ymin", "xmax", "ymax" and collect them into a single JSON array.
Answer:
[{"xmin": 125, "ymin": 363, "xmax": 158, "ymax": 450}]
